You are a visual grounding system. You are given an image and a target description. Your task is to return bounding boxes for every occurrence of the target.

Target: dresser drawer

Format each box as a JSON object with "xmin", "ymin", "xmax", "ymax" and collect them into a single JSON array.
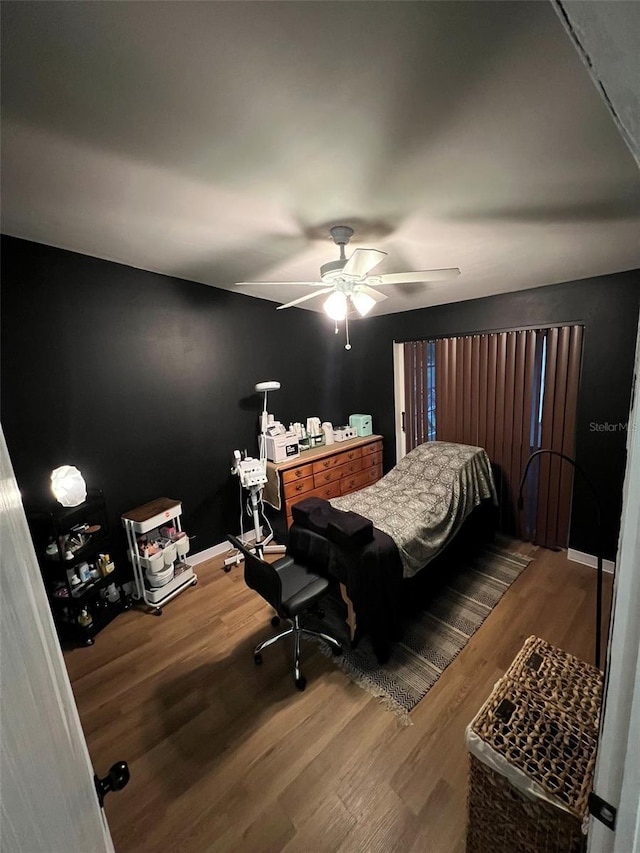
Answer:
[
  {"xmin": 313, "ymin": 457, "xmax": 363, "ymax": 486},
  {"xmin": 361, "ymin": 450, "xmax": 383, "ymax": 469},
  {"xmin": 340, "ymin": 464, "xmax": 382, "ymax": 495},
  {"xmin": 282, "ymin": 463, "xmax": 314, "ymax": 485},
  {"xmin": 287, "ymin": 480, "xmax": 342, "ymax": 509},
  {"xmin": 283, "ymin": 475, "xmax": 315, "ymax": 500},
  {"xmin": 361, "ymin": 440, "xmax": 383, "ymax": 457},
  {"xmin": 312, "ymin": 446, "xmax": 362, "ymax": 474}
]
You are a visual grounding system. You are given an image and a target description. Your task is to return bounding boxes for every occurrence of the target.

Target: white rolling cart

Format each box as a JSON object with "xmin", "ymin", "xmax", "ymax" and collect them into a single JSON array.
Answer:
[{"xmin": 121, "ymin": 497, "xmax": 197, "ymax": 615}]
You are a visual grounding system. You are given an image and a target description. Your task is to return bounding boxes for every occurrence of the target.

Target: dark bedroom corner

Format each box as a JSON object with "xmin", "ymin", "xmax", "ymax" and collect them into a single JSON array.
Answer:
[{"xmin": 1, "ymin": 3, "xmax": 639, "ymax": 853}]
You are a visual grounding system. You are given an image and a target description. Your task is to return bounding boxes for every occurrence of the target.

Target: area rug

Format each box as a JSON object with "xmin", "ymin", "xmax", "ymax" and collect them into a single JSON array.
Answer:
[{"xmin": 312, "ymin": 543, "xmax": 533, "ymax": 725}]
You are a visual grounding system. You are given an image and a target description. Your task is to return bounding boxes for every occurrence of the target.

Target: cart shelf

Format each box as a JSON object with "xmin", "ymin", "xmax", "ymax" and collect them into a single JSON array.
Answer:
[{"xmin": 122, "ymin": 497, "xmax": 196, "ymax": 615}]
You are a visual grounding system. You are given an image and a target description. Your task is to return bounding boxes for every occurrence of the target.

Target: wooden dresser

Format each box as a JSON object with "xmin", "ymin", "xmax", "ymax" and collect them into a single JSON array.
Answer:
[{"xmin": 267, "ymin": 435, "xmax": 383, "ymax": 527}]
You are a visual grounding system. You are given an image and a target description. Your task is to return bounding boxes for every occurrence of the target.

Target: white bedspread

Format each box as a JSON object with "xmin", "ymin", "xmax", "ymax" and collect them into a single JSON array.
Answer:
[{"xmin": 331, "ymin": 441, "xmax": 498, "ymax": 578}]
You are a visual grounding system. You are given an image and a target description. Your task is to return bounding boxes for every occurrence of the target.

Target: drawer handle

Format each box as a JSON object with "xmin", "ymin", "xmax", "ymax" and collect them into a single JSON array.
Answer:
[
  {"xmin": 324, "ymin": 473, "xmax": 331, "ymax": 482},
  {"xmin": 348, "ymin": 479, "xmax": 356, "ymax": 488},
  {"xmin": 323, "ymin": 461, "xmax": 330, "ymax": 468},
  {"xmin": 295, "ymin": 483, "xmax": 304, "ymax": 492},
  {"xmin": 348, "ymin": 452, "xmax": 355, "ymax": 459},
  {"xmin": 295, "ymin": 470, "xmax": 303, "ymax": 478}
]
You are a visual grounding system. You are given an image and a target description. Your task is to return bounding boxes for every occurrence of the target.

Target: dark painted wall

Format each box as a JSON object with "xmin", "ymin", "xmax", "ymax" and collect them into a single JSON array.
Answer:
[
  {"xmin": 1, "ymin": 236, "xmax": 354, "ymax": 567},
  {"xmin": 341, "ymin": 271, "xmax": 639, "ymax": 560},
  {"xmin": 2, "ymin": 235, "xmax": 638, "ymax": 565}
]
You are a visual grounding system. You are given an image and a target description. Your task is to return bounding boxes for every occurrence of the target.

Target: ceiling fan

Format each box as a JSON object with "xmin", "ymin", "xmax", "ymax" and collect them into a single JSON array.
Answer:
[{"xmin": 236, "ymin": 225, "xmax": 460, "ymax": 349}]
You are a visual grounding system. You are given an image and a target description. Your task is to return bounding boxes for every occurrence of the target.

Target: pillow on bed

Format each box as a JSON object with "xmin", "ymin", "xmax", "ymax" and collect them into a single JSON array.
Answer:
[
  {"xmin": 326, "ymin": 511, "xmax": 374, "ymax": 549},
  {"xmin": 291, "ymin": 497, "xmax": 374, "ymax": 548},
  {"xmin": 291, "ymin": 497, "xmax": 333, "ymax": 533}
]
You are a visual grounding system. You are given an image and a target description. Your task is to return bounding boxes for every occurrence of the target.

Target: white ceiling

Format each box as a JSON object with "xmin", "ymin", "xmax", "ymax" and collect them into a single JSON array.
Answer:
[{"xmin": 2, "ymin": 1, "xmax": 639, "ymax": 316}]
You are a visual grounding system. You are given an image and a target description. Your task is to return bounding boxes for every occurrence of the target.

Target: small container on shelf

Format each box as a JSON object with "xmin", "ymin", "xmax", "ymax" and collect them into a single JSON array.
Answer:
[
  {"xmin": 97, "ymin": 553, "xmax": 116, "ymax": 577},
  {"xmin": 77, "ymin": 561, "xmax": 92, "ymax": 583},
  {"xmin": 174, "ymin": 561, "xmax": 188, "ymax": 577},
  {"xmin": 77, "ymin": 608, "xmax": 93, "ymax": 629},
  {"xmin": 162, "ymin": 542, "xmax": 177, "ymax": 568},
  {"xmin": 146, "ymin": 565, "xmax": 174, "ymax": 588},
  {"xmin": 45, "ymin": 538, "xmax": 59, "ymax": 560},
  {"xmin": 131, "ymin": 548, "xmax": 164, "ymax": 574},
  {"xmin": 105, "ymin": 583, "xmax": 121, "ymax": 604},
  {"xmin": 175, "ymin": 533, "xmax": 190, "ymax": 560}
]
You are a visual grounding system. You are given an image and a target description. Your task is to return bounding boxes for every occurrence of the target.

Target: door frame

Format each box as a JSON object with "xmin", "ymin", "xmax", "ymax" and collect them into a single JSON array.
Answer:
[
  {"xmin": 588, "ymin": 318, "xmax": 640, "ymax": 853},
  {"xmin": 0, "ymin": 426, "xmax": 116, "ymax": 852},
  {"xmin": 393, "ymin": 341, "xmax": 406, "ymax": 464}
]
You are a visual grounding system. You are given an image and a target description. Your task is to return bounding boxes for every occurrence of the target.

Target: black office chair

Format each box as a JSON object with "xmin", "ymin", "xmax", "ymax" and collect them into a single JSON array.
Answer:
[{"xmin": 226, "ymin": 534, "xmax": 342, "ymax": 690}]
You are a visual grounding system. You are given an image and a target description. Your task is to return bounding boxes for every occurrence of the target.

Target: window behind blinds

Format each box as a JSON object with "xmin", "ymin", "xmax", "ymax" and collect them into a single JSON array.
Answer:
[{"xmin": 404, "ymin": 325, "xmax": 583, "ymax": 549}]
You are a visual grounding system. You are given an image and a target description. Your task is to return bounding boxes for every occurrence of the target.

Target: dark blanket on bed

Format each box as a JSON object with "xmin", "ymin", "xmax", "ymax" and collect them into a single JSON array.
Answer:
[{"xmin": 288, "ymin": 497, "xmax": 403, "ymax": 661}]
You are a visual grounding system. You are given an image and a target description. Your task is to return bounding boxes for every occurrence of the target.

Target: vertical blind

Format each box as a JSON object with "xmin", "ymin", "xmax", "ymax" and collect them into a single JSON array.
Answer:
[
  {"xmin": 404, "ymin": 325, "xmax": 583, "ymax": 549},
  {"xmin": 403, "ymin": 340, "xmax": 435, "ymax": 452}
]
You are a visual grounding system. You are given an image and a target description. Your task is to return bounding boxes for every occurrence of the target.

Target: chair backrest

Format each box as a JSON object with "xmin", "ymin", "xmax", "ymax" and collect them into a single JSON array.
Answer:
[{"xmin": 226, "ymin": 534, "xmax": 282, "ymax": 612}]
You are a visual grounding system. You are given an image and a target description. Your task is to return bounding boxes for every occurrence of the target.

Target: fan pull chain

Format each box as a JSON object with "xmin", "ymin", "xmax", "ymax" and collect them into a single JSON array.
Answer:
[
  {"xmin": 334, "ymin": 320, "xmax": 339, "ymax": 335},
  {"xmin": 344, "ymin": 314, "xmax": 351, "ymax": 350}
]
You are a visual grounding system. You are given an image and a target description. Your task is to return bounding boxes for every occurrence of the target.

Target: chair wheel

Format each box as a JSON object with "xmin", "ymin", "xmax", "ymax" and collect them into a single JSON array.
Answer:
[
  {"xmin": 295, "ymin": 676, "xmax": 307, "ymax": 691},
  {"xmin": 271, "ymin": 616, "xmax": 281, "ymax": 627},
  {"xmin": 254, "ymin": 653, "xmax": 263, "ymax": 665}
]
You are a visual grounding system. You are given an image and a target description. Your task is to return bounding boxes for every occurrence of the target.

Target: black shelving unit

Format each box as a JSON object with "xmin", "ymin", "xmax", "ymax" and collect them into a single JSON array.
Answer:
[{"xmin": 26, "ymin": 489, "xmax": 129, "ymax": 646}]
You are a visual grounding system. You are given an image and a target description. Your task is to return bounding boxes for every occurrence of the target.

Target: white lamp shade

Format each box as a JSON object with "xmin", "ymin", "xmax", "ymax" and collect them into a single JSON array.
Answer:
[
  {"xmin": 351, "ymin": 291, "xmax": 376, "ymax": 317},
  {"xmin": 324, "ymin": 291, "xmax": 347, "ymax": 321},
  {"xmin": 50, "ymin": 465, "xmax": 87, "ymax": 507}
]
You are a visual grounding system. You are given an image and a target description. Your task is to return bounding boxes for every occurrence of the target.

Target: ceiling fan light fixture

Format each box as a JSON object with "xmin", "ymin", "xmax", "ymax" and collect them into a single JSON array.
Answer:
[
  {"xmin": 351, "ymin": 291, "xmax": 376, "ymax": 317},
  {"xmin": 237, "ymin": 225, "xmax": 460, "ymax": 351},
  {"xmin": 324, "ymin": 291, "xmax": 347, "ymax": 321}
]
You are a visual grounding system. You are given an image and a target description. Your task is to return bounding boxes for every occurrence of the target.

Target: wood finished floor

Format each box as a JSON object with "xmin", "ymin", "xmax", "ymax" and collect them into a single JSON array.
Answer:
[{"xmin": 64, "ymin": 541, "xmax": 612, "ymax": 853}]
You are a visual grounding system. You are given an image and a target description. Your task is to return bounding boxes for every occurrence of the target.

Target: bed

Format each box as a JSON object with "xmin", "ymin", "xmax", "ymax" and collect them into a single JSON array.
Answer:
[{"xmin": 288, "ymin": 441, "xmax": 497, "ymax": 660}]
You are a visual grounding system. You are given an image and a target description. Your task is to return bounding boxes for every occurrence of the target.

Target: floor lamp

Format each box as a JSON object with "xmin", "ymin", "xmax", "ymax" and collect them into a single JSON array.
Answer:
[
  {"xmin": 224, "ymin": 381, "xmax": 287, "ymax": 569},
  {"xmin": 517, "ymin": 449, "xmax": 604, "ymax": 670}
]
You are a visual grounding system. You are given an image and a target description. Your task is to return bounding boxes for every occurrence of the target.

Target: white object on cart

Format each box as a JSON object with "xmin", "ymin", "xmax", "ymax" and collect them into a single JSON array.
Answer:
[{"xmin": 121, "ymin": 497, "xmax": 197, "ymax": 616}]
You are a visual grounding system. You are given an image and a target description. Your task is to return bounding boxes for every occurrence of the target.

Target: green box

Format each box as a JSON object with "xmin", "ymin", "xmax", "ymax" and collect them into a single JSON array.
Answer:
[{"xmin": 349, "ymin": 414, "xmax": 373, "ymax": 437}]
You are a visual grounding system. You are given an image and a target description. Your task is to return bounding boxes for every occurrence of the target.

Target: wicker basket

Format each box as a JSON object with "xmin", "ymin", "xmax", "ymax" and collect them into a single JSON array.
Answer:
[
  {"xmin": 506, "ymin": 636, "xmax": 603, "ymax": 730},
  {"xmin": 467, "ymin": 754, "xmax": 587, "ymax": 853},
  {"xmin": 465, "ymin": 638, "xmax": 603, "ymax": 853}
]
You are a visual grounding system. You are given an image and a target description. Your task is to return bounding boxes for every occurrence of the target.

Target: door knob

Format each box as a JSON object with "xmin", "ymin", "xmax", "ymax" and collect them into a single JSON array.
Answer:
[{"xmin": 94, "ymin": 761, "xmax": 130, "ymax": 807}]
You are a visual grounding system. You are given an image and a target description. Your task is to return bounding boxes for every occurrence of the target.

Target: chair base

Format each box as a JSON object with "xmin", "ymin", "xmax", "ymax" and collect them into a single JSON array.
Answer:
[{"xmin": 254, "ymin": 614, "xmax": 342, "ymax": 690}]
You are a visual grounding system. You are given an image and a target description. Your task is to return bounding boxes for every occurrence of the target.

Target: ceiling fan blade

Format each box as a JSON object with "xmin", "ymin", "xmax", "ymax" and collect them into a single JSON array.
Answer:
[
  {"xmin": 341, "ymin": 248, "xmax": 387, "ymax": 278},
  {"xmin": 357, "ymin": 285, "xmax": 388, "ymax": 302},
  {"xmin": 236, "ymin": 281, "xmax": 324, "ymax": 287},
  {"xmin": 368, "ymin": 268, "xmax": 460, "ymax": 286},
  {"xmin": 276, "ymin": 288, "xmax": 334, "ymax": 310}
]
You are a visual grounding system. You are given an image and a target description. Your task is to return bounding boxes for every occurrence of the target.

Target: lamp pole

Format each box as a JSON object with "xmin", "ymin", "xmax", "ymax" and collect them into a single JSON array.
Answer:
[{"xmin": 517, "ymin": 449, "xmax": 604, "ymax": 669}]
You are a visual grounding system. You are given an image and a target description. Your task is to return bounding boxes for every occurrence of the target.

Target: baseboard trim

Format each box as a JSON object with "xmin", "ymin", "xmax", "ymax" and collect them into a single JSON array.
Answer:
[
  {"xmin": 189, "ymin": 529, "xmax": 262, "ymax": 567},
  {"xmin": 567, "ymin": 548, "xmax": 615, "ymax": 574}
]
